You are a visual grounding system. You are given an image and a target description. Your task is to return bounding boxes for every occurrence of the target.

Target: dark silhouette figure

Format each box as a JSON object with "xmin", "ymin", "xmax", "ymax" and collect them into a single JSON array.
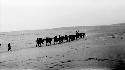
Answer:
[
  {"xmin": 8, "ymin": 43, "xmax": 12, "ymax": 51},
  {"xmin": 79, "ymin": 33, "xmax": 85, "ymax": 38},
  {"xmin": 64, "ymin": 35, "xmax": 69, "ymax": 42},
  {"xmin": 45, "ymin": 37, "xmax": 52, "ymax": 46},
  {"xmin": 0, "ymin": 43, "xmax": 1, "ymax": 46},
  {"xmin": 68, "ymin": 35, "xmax": 76, "ymax": 42},
  {"xmin": 59, "ymin": 35, "xmax": 65, "ymax": 43},
  {"xmin": 36, "ymin": 38, "xmax": 44, "ymax": 47},
  {"xmin": 76, "ymin": 30, "xmax": 80, "ymax": 40},
  {"xmin": 53, "ymin": 36, "xmax": 59, "ymax": 44},
  {"xmin": 58, "ymin": 35, "xmax": 62, "ymax": 44},
  {"xmin": 75, "ymin": 30, "xmax": 85, "ymax": 39}
]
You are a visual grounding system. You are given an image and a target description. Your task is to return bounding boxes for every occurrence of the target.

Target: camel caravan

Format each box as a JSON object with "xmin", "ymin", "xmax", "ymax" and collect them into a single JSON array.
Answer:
[
  {"xmin": 36, "ymin": 30, "xmax": 86, "ymax": 47},
  {"xmin": 0, "ymin": 30, "xmax": 86, "ymax": 51}
]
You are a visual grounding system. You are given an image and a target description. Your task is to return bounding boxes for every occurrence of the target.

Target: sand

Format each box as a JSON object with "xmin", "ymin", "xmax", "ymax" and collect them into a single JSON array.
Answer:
[{"xmin": 0, "ymin": 25, "xmax": 125, "ymax": 70}]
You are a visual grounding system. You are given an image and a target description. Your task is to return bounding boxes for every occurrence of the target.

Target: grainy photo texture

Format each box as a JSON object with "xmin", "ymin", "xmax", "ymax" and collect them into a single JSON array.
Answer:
[{"xmin": 0, "ymin": 0, "xmax": 125, "ymax": 70}]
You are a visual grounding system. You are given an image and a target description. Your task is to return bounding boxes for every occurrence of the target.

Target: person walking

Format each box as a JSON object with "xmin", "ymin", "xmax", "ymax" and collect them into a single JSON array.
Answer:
[{"xmin": 8, "ymin": 43, "xmax": 12, "ymax": 51}]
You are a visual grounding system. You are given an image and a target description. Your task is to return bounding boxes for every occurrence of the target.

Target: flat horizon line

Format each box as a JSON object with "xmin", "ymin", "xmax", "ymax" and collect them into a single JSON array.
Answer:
[{"xmin": 1, "ymin": 23, "xmax": 125, "ymax": 33}]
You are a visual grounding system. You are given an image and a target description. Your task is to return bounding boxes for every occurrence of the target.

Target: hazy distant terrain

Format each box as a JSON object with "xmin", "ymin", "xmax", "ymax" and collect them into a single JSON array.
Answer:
[{"xmin": 0, "ymin": 24, "xmax": 125, "ymax": 70}]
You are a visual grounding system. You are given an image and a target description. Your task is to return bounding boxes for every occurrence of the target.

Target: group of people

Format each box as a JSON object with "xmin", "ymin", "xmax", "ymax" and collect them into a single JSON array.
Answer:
[
  {"xmin": 36, "ymin": 30, "xmax": 86, "ymax": 47},
  {"xmin": 0, "ymin": 30, "xmax": 86, "ymax": 52}
]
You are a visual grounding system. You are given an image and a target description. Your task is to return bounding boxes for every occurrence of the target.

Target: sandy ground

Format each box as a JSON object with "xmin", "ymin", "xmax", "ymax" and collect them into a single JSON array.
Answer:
[{"xmin": 0, "ymin": 25, "xmax": 125, "ymax": 70}]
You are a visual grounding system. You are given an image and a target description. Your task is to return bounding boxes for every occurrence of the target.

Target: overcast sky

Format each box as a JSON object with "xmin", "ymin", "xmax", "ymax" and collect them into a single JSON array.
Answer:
[{"xmin": 0, "ymin": 0, "xmax": 125, "ymax": 32}]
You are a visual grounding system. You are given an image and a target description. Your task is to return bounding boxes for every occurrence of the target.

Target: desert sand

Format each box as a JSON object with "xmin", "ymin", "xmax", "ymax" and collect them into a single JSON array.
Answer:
[{"xmin": 0, "ymin": 24, "xmax": 125, "ymax": 70}]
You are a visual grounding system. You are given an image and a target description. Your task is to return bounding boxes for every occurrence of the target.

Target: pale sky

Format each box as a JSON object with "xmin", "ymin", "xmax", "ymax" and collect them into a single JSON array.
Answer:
[{"xmin": 0, "ymin": 0, "xmax": 125, "ymax": 32}]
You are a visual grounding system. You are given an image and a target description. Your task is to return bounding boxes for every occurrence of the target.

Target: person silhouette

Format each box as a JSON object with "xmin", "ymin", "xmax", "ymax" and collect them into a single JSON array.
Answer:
[{"xmin": 8, "ymin": 43, "xmax": 12, "ymax": 51}]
